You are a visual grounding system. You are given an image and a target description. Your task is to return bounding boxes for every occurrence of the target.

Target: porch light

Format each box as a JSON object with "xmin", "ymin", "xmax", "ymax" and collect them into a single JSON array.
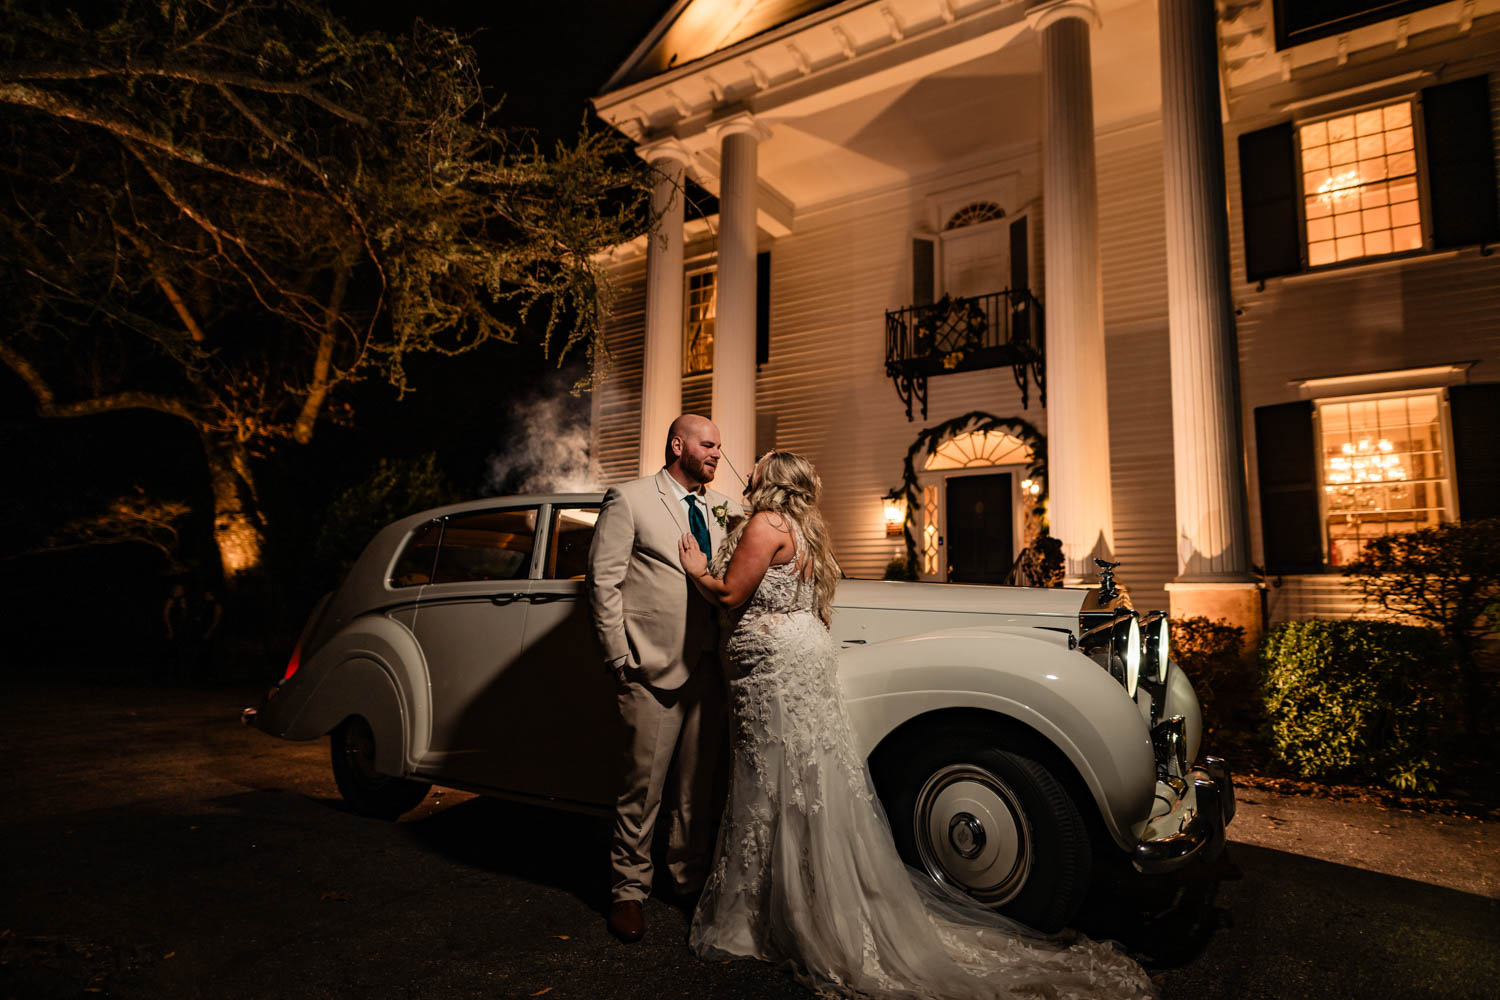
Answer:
[
  {"xmin": 1021, "ymin": 478, "xmax": 1042, "ymax": 497},
  {"xmin": 882, "ymin": 493, "xmax": 906, "ymax": 537}
]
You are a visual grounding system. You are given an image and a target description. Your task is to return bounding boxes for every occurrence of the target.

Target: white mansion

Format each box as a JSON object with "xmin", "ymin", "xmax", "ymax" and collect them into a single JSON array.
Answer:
[{"xmin": 587, "ymin": 0, "xmax": 1500, "ymax": 637}]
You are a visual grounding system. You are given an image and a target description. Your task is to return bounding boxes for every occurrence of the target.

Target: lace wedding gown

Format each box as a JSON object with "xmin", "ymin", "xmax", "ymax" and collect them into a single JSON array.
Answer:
[{"xmin": 689, "ymin": 526, "xmax": 1157, "ymax": 1000}]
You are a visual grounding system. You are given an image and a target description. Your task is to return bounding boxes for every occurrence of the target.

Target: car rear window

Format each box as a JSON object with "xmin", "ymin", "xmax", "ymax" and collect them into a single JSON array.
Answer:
[
  {"xmin": 430, "ymin": 508, "xmax": 537, "ymax": 583},
  {"xmin": 389, "ymin": 520, "xmax": 442, "ymax": 587},
  {"xmin": 545, "ymin": 506, "xmax": 600, "ymax": 579}
]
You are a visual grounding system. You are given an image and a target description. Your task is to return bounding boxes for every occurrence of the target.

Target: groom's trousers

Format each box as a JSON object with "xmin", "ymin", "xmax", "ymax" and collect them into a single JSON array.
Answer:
[{"xmin": 611, "ymin": 653, "xmax": 726, "ymax": 904}]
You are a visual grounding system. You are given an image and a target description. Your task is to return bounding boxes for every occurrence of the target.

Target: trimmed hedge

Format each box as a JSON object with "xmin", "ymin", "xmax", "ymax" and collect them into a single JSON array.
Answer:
[
  {"xmin": 1172, "ymin": 617, "xmax": 1248, "ymax": 733},
  {"xmin": 1260, "ymin": 620, "xmax": 1459, "ymax": 791}
]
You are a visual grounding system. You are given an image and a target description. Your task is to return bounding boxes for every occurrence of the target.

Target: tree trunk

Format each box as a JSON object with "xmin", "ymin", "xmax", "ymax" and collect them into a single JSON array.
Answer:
[{"xmin": 202, "ymin": 436, "xmax": 265, "ymax": 584}]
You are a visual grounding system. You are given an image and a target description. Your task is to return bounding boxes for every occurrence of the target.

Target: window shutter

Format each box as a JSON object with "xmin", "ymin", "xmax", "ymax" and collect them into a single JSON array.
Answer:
[
  {"xmin": 1448, "ymin": 383, "xmax": 1500, "ymax": 520},
  {"xmin": 912, "ymin": 237, "xmax": 935, "ymax": 305},
  {"xmin": 1254, "ymin": 401, "xmax": 1324, "ymax": 574},
  {"xmin": 756, "ymin": 251, "xmax": 770, "ymax": 367},
  {"xmin": 1009, "ymin": 216, "xmax": 1029, "ymax": 292},
  {"xmin": 1422, "ymin": 75, "xmax": 1500, "ymax": 250},
  {"xmin": 1238, "ymin": 123, "xmax": 1302, "ymax": 282}
]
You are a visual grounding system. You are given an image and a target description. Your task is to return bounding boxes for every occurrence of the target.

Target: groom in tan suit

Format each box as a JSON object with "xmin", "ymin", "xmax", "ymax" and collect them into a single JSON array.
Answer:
[{"xmin": 587, "ymin": 413, "xmax": 741, "ymax": 942}]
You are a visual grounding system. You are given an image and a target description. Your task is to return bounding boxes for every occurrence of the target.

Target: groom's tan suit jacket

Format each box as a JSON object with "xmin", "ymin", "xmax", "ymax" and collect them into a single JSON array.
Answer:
[{"xmin": 587, "ymin": 469, "xmax": 739, "ymax": 690}]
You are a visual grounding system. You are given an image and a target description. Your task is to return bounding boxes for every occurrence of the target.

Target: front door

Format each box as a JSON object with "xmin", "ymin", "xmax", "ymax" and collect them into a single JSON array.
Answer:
[{"xmin": 945, "ymin": 474, "xmax": 1014, "ymax": 584}]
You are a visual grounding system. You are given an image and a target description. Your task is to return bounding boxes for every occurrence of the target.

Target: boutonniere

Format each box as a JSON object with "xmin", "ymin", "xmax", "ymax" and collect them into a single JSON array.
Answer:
[{"xmin": 711, "ymin": 501, "xmax": 729, "ymax": 529}]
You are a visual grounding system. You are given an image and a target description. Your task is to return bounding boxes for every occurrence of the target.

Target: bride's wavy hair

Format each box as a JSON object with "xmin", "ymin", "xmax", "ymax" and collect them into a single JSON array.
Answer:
[{"xmin": 715, "ymin": 450, "xmax": 841, "ymax": 623}]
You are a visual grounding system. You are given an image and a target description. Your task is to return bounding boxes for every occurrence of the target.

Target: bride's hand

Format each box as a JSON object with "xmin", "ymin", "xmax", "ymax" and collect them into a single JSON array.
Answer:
[{"xmin": 678, "ymin": 534, "xmax": 708, "ymax": 578}]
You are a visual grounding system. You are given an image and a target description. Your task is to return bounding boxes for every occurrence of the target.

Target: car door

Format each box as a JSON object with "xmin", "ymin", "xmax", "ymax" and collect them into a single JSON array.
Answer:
[
  {"xmin": 485, "ymin": 502, "xmax": 618, "ymax": 805},
  {"xmin": 407, "ymin": 505, "xmax": 539, "ymax": 785}
]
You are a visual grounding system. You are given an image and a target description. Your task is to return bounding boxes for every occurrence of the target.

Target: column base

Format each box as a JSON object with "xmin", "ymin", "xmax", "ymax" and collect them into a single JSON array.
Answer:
[{"xmin": 1165, "ymin": 580, "xmax": 1265, "ymax": 648}]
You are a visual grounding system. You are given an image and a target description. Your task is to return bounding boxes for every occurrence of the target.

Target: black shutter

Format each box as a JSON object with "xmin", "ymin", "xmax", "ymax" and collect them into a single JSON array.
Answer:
[
  {"xmin": 1422, "ymin": 75, "xmax": 1500, "ymax": 250},
  {"xmin": 1449, "ymin": 383, "xmax": 1500, "ymax": 520},
  {"xmin": 912, "ymin": 237, "xmax": 935, "ymax": 305},
  {"xmin": 1009, "ymin": 216, "xmax": 1029, "ymax": 292},
  {"xmin": 1254, "ymin": 401, "xmax": 1324, "ymax": 574},
  {"xmin": 755, "ymin": 251, "xmax": 770, "ymax": 367},
  {"xmin": 1238, "ymin": 123, "xmax": 1302, "ymax": 282}
]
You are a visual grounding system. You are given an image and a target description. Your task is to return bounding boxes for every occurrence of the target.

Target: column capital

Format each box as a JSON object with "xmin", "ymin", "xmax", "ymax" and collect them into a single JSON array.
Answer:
[
  {"xmin": 709, "ymin": 110, "xmax": 772, "ymax": 144},
  {"xmin": 636, "ymin": 137, "xmax": 693, "ymax": 168},
  {"xmin": 1025, "ymin": 0, "xmax": 1101, "ymax": 33}
]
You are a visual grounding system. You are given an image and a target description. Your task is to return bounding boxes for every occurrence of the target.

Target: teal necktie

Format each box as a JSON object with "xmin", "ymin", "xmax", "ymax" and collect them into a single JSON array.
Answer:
[{"xmin": 686, "ymin": 495, "xmax": 712, "ymax": 560}]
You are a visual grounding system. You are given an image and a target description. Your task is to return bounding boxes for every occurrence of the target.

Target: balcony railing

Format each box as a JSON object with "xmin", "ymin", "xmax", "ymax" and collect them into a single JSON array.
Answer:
[{"xmin": 884, "ymin": 288, "xmax": 1045, "ymax": 421}]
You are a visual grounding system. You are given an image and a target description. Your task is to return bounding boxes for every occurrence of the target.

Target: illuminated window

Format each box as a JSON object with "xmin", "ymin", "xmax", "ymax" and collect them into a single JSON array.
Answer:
[
  {"xmin": 923, "ymin": 430, "xmax": 1031, "ymax": 470},
  {"xmin": 1299, "ymin": 100, "xmax": 1422, "ymax": 267},
  {"xmin": 683, "ymin": 266, "xmax": 716, "ymax": 375},
  {"xmin": 1318, "ymin": 391, "xmax": 1451, "ymax": 566},
  {"xmin": 922, "ymin": 484, "xmax": 940, "ymax": 576}
]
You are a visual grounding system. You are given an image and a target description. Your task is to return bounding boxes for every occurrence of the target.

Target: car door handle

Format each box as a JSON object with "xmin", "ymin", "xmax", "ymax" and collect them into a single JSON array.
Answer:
[
  {"xmin": 841, "ymin": 639, "xmax": 866, "ymax": 645},
  {"xmin": 527, "ymin": 592, "xmax": 573, "ymax": 604},
  {"xmin": 491, "ymin": 593, "xmax": 528, "ymax": 605}
]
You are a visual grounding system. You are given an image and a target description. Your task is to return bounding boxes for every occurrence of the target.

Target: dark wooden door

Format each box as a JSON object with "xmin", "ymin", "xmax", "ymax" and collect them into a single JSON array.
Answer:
[{"xmin": 946, "ymin": 474, "xmax": 1013, "ymax": 584}]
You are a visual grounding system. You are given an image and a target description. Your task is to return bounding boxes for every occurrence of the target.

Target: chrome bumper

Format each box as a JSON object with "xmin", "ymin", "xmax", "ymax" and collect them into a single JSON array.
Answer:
[{"xmin": 1132, "ymin": 756, "xmax": 1236, "ymax": 874}]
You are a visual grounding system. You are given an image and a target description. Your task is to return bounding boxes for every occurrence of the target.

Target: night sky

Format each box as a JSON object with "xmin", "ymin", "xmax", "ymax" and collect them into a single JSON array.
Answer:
[{"xmin": 1, "ymin": 1, "xmax": 676, "ymax": 674}]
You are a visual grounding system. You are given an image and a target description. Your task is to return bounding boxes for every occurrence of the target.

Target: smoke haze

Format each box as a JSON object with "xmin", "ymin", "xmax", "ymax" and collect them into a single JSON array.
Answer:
[{"xmin": 483, "ymin": 384, "xmax": 603, "ymax": 496}]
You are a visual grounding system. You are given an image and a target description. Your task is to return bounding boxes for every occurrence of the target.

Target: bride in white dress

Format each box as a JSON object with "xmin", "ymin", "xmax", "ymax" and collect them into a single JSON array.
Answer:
[{"xmin": 676, "ymin": 451, "xmax": 1156, "ymax": 1000}]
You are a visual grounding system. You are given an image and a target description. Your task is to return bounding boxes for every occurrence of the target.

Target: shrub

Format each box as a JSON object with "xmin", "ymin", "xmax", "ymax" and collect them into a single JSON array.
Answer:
[
  {"xmin": 1171, "ymin": 617, "xmax": 1247, "ymax": 731},
  {"xmin": 1259, "ymin": 620, "xmax": 1459, "ymax": 792},
  {"xmin": 1341, "ymin": 518, "xmax": 1500, "ymax": 737},
  {"xmin": 315, "ymin": 454, "xmax": 458, "ymax": 585},
  {"xmin": 882, "ymin": 557, "xmax": 917, "ymax": 582}
]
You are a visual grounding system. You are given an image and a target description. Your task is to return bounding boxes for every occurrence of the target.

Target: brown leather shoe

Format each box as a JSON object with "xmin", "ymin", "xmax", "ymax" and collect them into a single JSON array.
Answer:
[{"xmin": 607, "ymin": 900, "xmax": 645, "ymax": 942}]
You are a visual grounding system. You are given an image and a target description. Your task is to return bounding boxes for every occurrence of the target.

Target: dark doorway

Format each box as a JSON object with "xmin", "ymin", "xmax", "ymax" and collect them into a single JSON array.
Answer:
[{"xmin": 946, "ymin": 474, "xmax": 1014, "ymax": 584}]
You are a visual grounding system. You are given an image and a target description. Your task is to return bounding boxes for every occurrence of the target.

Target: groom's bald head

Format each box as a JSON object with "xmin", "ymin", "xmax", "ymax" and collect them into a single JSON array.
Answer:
[{"xmin": 665, "ymin": 414, "xmax": 721, "ymax": 488}]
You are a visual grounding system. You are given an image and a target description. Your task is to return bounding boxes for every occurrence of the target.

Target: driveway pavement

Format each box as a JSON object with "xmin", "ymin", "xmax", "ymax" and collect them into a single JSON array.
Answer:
[{"xmin": 1, "ymin": 681, "xmax": 1495, "ymax": 999}]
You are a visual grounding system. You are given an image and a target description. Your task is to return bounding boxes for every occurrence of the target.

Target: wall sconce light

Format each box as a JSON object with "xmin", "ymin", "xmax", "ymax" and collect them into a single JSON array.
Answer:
[
  {"xmin": 882, "ymin": 492, "xmax": 906, "ymax": 537},
  {"xmin": 1020, "ymin": 478, "xmax": 1042, "ymax": 497}
]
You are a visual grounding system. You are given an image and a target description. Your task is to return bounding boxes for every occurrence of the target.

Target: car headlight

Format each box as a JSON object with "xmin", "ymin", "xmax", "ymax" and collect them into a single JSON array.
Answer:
[
  {"xmin": 1082, "ymin": 609, "xmax": 1141, "ymax": 698},
  {"xmin": 1142, "ymin": 611, "xmax": 1169, "ymax": 684},
  {"xmin": 1113, "ymin": 612, "xmax": 1141, "ymax": 699}
]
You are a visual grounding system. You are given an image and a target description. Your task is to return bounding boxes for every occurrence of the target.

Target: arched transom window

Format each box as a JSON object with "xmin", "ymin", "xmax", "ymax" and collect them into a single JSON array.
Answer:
[
  {"xmin": 944, "ymin": 201, "xmax": 1006, "ymax": 230},
  {"xmin": 923, "ymin": 430, "xmax": 1031, "ymax": 470}
]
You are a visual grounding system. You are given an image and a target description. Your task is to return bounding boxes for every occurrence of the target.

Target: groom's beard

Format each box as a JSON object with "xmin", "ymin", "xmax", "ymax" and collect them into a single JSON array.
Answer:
[{"xmin": 684, "ymin": 454, "xmax": 717, "ymax": 486}]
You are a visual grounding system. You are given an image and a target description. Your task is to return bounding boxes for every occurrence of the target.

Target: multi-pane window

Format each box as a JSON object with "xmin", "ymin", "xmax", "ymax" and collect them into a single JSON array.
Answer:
[
  {"xmin": 683, "ymin": 267, "xmax": 716, "ymax": 375},
  {"xmin": 1299, "ymin": 100, "xmax": 1422, "ymax": 267},
  {"xmin": 921, "ymin": 484, "xmax": 940, "ymax": 576},
  {"xmin": 1318, "ymin": 391, "xmax": 1450, "ymax": 566}
]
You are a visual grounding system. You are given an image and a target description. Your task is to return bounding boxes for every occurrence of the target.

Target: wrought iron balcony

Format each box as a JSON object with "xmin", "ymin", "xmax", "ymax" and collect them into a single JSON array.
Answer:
[{"xmin": 884, "ymin": 288, "xmax": 1045, "ymax": 421}]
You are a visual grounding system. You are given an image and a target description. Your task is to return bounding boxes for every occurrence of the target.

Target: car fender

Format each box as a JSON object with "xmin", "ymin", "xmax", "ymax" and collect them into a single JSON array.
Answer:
[
  {"xmin": 839, "ymin": 627, "xmax": 1157, "ymax": 850},
  {"xmin": 256, "ymin": 615, "xmax": 430, "ymax": 775}
]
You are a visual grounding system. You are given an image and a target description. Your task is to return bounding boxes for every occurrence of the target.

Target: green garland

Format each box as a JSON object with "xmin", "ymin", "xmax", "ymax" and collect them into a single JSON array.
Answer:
[{"xmin": 890, "ymin": 410, "xmax": 1048, "ymax": 575}]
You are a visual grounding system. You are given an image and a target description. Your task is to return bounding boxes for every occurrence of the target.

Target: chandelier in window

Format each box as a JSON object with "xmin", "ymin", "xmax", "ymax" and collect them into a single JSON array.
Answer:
[{"xmin": 1325, "ymin": 437, "xmax": 1406, "ymax": 487}]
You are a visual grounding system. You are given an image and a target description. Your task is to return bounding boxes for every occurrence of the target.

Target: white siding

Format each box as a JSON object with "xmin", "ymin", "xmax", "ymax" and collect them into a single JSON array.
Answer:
[{"xmin": 1099, "ymin": 121, "xmax": 1174, "ymax": 613}]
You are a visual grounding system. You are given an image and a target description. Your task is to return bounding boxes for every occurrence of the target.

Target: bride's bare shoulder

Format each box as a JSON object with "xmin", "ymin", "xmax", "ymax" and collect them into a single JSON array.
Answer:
[{"xmin": 748, "ymin": 511, "xmax": 793, "ymax": 535}]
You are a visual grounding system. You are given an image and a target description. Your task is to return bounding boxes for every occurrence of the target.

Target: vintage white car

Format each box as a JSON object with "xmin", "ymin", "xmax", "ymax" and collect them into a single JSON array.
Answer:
[{"xmin": 246, "ymin": 493, "xmax": 1234, "ymax": 931}]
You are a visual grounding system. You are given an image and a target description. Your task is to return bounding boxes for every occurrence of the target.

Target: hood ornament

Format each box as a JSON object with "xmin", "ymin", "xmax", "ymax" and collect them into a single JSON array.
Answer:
[{"xmin": 1095, "ymin": 558, "xmax": 1120, "ymax": 601}]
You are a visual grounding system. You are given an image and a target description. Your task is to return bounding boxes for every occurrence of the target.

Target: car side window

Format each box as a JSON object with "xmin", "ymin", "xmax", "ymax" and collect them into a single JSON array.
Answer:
[
  {"xmin": 390, "ymin": 519, "xmax": 443, "ymax": 587},
  {"xmin": 544, "ymin": 506, "xmax": 600, "ymax": 580},
  {"xmin": 431, "ymin": 508, "xmax": 537, "ymax": 584}
]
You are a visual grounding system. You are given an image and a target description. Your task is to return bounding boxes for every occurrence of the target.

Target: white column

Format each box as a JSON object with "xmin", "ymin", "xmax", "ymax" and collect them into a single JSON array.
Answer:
[
  {"xmin": 1159, "ymin": 0, "xmax": 1260, "ymax": 633},
  {"xmin": 1029, "ymin": 1, "xmax": 1113, "ymax": 582},
  {"xmin": 710, "ymin": 113, "xmax": 767, "ymax": 486},
  {"xmin": 637, "ymin": 142, "xmax": 689, "ymax": 476}
]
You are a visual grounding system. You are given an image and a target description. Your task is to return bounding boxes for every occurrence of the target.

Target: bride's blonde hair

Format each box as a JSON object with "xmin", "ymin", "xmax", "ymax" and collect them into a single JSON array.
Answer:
[{"xmin": 713, "ymin": 450, "xmax": 841, "ymax": 623}]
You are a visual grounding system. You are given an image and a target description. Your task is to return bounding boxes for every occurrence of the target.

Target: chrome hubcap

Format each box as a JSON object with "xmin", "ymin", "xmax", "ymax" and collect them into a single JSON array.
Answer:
[{"xmin": 914, "ymin": 764, "xmax": 1032, "ymax": 905}]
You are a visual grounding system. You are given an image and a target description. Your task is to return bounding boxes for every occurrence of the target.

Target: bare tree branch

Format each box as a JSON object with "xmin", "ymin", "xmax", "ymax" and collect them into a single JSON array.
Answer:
[
  {"xmin": 0, "ymin": 61, "xmax": 374, "ymax": 127},
  {"xmin": 0, "ymin": 82, "xmax": 322, "ymax": 198}
]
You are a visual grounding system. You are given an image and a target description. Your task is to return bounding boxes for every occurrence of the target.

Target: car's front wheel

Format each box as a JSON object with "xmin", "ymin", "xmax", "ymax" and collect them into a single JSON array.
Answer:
[
  {"xmin": 872, "ymin": 720, "xmax": 1092, "ymax": 932},
  {"xmin": 330, "ymin": 716, "xmax": 430, "ymax": 820}
]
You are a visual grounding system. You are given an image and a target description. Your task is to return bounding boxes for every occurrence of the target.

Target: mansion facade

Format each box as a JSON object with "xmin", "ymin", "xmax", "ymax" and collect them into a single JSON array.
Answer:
[{"xmin": 588, "ymin": 0, "xmax": 1500, "ymax": 636}]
